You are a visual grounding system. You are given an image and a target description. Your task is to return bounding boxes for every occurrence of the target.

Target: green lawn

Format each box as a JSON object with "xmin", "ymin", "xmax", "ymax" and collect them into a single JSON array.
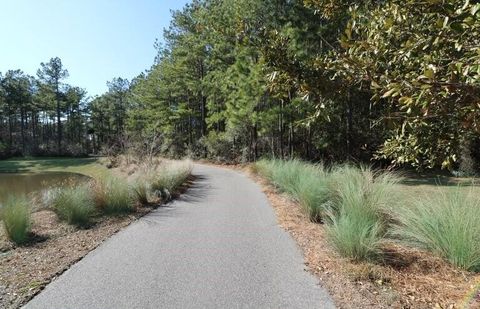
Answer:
[
  {"xmin": 0, "ymin": 157, "xmax": 109, "ymax": 179},
  {"xmin": 397, "ymin": 171, "xmax": 480, "ymax": 197}
]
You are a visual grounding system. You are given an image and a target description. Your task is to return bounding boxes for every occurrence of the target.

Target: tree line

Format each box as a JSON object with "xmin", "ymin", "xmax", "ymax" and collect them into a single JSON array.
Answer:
[
  {"xmin": 120, "ymin": 0, "xmax": 480, "ymax": 171},
  {"xmin": 3, "ymin": 0, "xmax": 480, "ymax": 171},
  {"xmin": 0, "ymin": 58, "xmax": 132, "ymax": 158},
  {"xmin": 0, "ymin": 57, "xmax": 90, "ymax": 157}
]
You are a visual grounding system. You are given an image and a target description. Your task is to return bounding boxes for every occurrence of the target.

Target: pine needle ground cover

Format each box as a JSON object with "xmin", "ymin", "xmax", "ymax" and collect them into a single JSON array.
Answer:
[{"xmin": 252, "ymin": 159, "xmax": 480, "ymax": 307}]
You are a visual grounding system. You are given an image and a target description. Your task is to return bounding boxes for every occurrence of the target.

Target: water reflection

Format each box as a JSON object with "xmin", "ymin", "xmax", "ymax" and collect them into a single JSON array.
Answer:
[{"xmin": 0, "ymin": 172, "xmax": 89, "ymax": 205}]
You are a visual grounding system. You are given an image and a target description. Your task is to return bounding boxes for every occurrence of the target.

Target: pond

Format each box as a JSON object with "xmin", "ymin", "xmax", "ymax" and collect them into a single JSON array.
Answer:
[{"xmin": 0, "ymin": 172, "xmax": 90, "ymax": 205}]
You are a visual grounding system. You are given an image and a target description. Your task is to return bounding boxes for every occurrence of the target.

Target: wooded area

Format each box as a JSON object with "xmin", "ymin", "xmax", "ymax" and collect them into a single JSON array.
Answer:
[{"xmin": 1, "ymin": 0, "xmax": 480, "ymax": 171}]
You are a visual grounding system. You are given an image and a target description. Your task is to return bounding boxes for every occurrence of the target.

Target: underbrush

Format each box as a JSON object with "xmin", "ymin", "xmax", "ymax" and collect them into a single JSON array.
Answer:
[{"xmin": 1, "ymin": 196, "xmax": 31, "ymax": 245}]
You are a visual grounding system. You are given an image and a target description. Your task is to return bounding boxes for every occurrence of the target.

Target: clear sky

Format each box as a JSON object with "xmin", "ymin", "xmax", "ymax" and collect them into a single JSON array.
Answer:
[{"xmin": 0, "ymin": 0, "xmax": 190, "ymax": 97}]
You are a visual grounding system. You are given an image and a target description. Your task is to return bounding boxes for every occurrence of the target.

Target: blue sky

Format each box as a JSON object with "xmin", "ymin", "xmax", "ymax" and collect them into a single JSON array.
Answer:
[{"xmin": 0, "ymin": 0, "xmax": 190, "ymax": 96}]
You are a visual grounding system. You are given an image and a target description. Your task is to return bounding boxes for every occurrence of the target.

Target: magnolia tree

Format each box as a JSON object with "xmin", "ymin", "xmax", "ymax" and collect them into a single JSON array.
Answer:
[{"xmin": 337, "ymin": 0, "xmax": 480, "ymax": 168}]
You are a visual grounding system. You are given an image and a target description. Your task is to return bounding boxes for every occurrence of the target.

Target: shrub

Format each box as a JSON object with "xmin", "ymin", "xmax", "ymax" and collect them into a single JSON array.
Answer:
[
  {"xmin": 1, "ymin": 196, "xmax": 31, "ymax": 244},
  {"xmin": 324, "ymin": 165, "xmax": 400, "ymax": 261},
  {"xmin": 392, "ymin": 188, "xmax": 480, "ymax": 272},
  {"xmin": 200, "ymin": 131, "xmax": 235, "ymax": 162},
  {"xmin": 93, "ymin": 176, "xmax": 135, "ymax": 215},
  {"xmin": 51, "ymin": 185, "xmax": 95, "ymax": 227}
]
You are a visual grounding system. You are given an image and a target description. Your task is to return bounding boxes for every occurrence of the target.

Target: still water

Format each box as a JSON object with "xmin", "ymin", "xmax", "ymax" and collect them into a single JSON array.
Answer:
[{"xmin": 0, "ymin": 172, "xmax": 89, "ymax": 205}]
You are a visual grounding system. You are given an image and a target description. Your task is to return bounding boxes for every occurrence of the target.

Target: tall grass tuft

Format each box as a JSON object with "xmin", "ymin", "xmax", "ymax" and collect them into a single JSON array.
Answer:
[
  {"xmin": 132, "ymin": 178, "xmax": 151, "ymax": 205},
  {"xmin": 256, "ymin": 159, "xmax": 304, "ymax": 196},
  {"xmin": 150, "ymin": 160, "xmax": 193, "ymax": 199},
  {"xmin": 1, "ymin": 196, "xmax": 31, "ymax": 245},
  {"xmin": 291, "ymin": 163, "xmax": 330, "ymax": 222},
  {"xmin": 51, "ymin": 185, "xmax": 95, "ymax": 227},
  {"xmin": 326, "ymin": 205, "xmax": 384, "ymax": 261},
  {"xmin": 255, "ymin": 159, "xmax": 330, "ymax": 222},
  {"xmin": 93, "ymin": 176, "xmax": 135, "ymax": 215},
  {"xmin": 392, "ymin": 188, "xmax": 480, "ymax": 272},
  {"xmin": 324, "ymin": 165, "xmax": 400, "ymax": 261}
]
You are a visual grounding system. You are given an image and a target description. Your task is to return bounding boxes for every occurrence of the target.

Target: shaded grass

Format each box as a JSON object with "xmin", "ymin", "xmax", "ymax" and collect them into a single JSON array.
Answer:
[
  {"xmin": 51, "ymin": 185, "xmax": 95, "ymax": 227},
  {"xmin": 392, "ymin": 188, "xmax": 480, "ymax": 272},
  {"xmin": 1, "ymin": 196, "xmax": 31, "ymax": 244}
]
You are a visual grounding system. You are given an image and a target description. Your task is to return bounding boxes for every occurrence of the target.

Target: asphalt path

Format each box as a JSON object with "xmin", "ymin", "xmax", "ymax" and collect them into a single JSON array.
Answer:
[{"xmin": 25, "ymin": 164, "xmax": 334, "ymax": 309}]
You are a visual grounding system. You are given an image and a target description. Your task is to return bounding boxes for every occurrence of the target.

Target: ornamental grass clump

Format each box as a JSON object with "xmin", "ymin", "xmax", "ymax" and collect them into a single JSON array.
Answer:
[
  {"xmin": 256, "ymin": 159, "xmax": 304, "ymax": 196},
  {"xmin": 93, "ymin": 176, "xmax": 135, "ymax": 215},
  {"xmin": 51, "ymin": 185, "xmax": 95, "ymax": 227},
  {"xmin": 289, "ymin": 161, "xmax": 330, "ymax": 222},
  {"xmin": 150, "ymin": 160, "xmax": 193, "ymax": 199},
  {"xmin": 324, "ymin": 165, "xmax": 401, "ymax": 262},
  {"xmin": 255, "ymin": 159, "xmax": 330, "ymax": 222},
  {"xmin": 392, "ymin": 188, "xmax": 480, "ymax": 272},
  {"xmin": 1, "ymin": 196, "xmax": 31, "ymax": 245},
  {"xmin": 132, "ymin": 177, "xmax": 151, "ymax": 205}
]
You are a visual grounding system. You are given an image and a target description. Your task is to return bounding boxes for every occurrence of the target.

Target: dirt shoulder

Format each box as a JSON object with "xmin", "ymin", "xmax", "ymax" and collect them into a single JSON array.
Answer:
[{"xmin": 215, "ymin": 163, "xmax": 480, "ymax": 309}]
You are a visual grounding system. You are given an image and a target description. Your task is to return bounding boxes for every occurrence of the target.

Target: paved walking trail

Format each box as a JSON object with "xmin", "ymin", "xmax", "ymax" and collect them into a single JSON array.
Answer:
[{"xmin": 25, "ymin": 164, "xmax": 334, "ymax": 309}]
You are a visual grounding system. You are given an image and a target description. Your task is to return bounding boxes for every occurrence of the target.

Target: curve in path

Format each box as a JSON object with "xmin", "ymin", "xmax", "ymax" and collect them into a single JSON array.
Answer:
[{"xmin": 24, "ymin": 164, "xmax": 334, "ymax": 309}]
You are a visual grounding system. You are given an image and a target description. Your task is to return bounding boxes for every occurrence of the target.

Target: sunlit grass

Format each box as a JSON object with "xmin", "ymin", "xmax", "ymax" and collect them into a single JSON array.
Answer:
[
  {"xmin": 92, "ymin": 176, "xmax": 135, "ymax": 215},
  {"xmin": 1, "ymin": 196, "xmax": 31, "ymax": 244},
  {"xmin": 0, "ymin": 157, "xmax": 108, "ymax": 179},
  {"xmin": 51, "ymin": 185, "xmax": 95, "ymax": 227},
  {"xmin": 392, "ymin": 188, "xmax": 480, "ymax": 272},
  {"xmin": 255, "ymin": 159, "xmax": 329, "ymax": 222},
  {"xmin": 255, "ymin": 160, "xmax": 401, "ymax": 262},
  {"xmin": 324, "ymin": 165, "xmax": 401, "ymax": 261},
  {"xmin": 150, "ymin": 160, "xmax": 193, "ymax": 200}
]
